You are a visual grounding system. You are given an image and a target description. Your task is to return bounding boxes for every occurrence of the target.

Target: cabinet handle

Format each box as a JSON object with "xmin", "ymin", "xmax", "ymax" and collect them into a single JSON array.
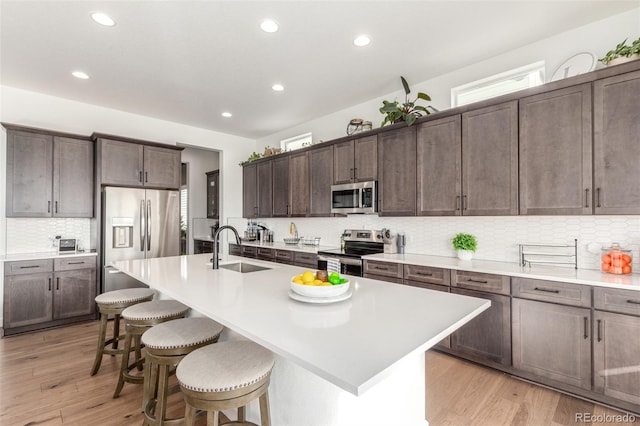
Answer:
[
  {"xmin": 19, "ymin": 265, "xmax": 40, "ymax": 269},
  {"xmin": 416, "ymin": 271, "xmax": 433, "ymax": 276},
  {"xmin": 145, "ymin": 171, "xmax": 148, "ymax": 183},
  {"xmin": 48, "ymin": 201, "xmax": 51, "ymax": 213},
  {"xmin": 596, "ymin": 188, "xmax": 601, "ymax": 208},
  {"xmin": 584, "ymin": 188, "xmax": 589, "ymax": 208},
  {"xmin": 139, "ymin": 171, "xmax": 143, "ymax": 182},
  {"xmin": 463, "ymin": 195, "xmax": 468, "ymax": 211},
  {"xmin": 627, "ymin": 299, "xmax": 640, "ymax": 305},
  {"xmin": 533, "ymin": 287, "xmax": 560, "ymax": 294},
  {"xmin": 455, "ymin": 196, "xmax": 461, "ymax": 211},
  {"xmin": 353, "ymin": 167, "xmax": 357, "ymax": 180},
  {"xmin": 48, "ymin": 278, "xmax": 52, "ymax": 291},
  {"xmin": 597, "ymin": 319, "xmax": 602, "ymax": 342},
  {"xmin": 583, "ymin": 317, "xmax": 589, "ymax": 339},
  {"xmin": 373, "ymin": 265, "xmax": 389, "ymax": 271},
  {"xmin": 55, "ymin": 201, "xmax": 58, "ymax": 213},
  {"xmin": 350, "ymin": 168, "xmax": 354, "ymax": 181},
  {"xmin": 466, "ymin": 278, "xmax": 488, "ymax": 284},
  {"xmin": 68, "ymin": 261, "xmax": 85, "ymax": 265},
  {"xmin": 56, "ymin": 277, "xmax": 60, "ymax": 290}
]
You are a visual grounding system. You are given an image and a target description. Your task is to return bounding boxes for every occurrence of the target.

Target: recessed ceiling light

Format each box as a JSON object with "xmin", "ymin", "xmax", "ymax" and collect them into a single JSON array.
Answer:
[
  {"xmin": 72, "ymin": 71, "xmax": 90, "ymax": 80},
  {"xmin": 221, "ymin": 112, "xmax": 233, "ymax": 118},
  {"xmin": 272, "ymin": 84, "xmax": 284, "ymax": 92},
  {"xmin": 353, "ymin": 35, "xmax": 371, "ymax": 47},
  {"xmin": 91, "ymin": 12, "xmax": 116, "ymax": 27},
  {"xmin": 260, "ymin": 19, "xmax": 279, "ymax": 33}
]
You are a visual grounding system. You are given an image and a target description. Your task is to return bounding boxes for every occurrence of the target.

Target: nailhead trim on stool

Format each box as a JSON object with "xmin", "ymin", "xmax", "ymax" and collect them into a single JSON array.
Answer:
[
  {"xmin": 177, "ymin": 341, "xmax": 275, "ymax": 426},
  {"xmin": 90, "ymin": 288, "xmax": 155, "ymax": 376},
  {"xmin": 140, "ymin": 318, "xmax": 225, "ymax": 426},
  {"xmin": 113, "ymin": 300, "xmax": 190, "ymax": 399}
]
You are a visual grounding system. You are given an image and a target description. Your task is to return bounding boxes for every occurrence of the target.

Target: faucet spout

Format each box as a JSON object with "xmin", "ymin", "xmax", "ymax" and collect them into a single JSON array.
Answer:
[{"xmin": 212, "ymin": 225, "xmax": 241, "ymax": 269}]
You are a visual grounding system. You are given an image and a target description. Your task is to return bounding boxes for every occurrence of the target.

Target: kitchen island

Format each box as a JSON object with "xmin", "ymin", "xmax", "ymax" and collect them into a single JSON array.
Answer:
[{"xmin": 112, "ymin": 253, "xmax": 490, "ymax": 425}]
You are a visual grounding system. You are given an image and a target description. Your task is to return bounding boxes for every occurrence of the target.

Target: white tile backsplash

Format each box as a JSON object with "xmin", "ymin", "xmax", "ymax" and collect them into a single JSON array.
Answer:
[
  {"xmin": 6, "ymin": 218, "xmax": 92, "ymax": 254},
  {"xmin": 241, "ymin": 215, "xmax": 640, "ymax": 272}
]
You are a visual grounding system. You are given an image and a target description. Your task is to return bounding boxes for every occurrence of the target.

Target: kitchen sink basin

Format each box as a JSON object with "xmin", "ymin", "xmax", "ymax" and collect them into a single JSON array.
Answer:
[{"xmin": 219, "ymin": 262, "xmax": 270, "ymax": 273}]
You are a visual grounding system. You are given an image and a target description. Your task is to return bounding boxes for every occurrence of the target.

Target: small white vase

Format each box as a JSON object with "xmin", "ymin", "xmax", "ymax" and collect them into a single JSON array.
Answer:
[
  {"xmin": 607, "ymin": 54, "xmax": 640, "ymax": 67},
  {"xmin": 457, "ymin": 250, "xmax": 474, "ymax": 261}
]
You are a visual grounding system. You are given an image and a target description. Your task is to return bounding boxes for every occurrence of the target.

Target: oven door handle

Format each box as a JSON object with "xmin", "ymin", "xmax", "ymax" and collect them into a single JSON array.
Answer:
[{"xmin": 318, "ymin": 255, "xmax": 362, "ymax": 266}]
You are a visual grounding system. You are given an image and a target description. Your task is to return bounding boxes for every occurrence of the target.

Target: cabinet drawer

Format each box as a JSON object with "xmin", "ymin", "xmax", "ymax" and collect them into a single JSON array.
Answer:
[
  {"xmin": 275, "ymin": 250, "xmax": 294, "ymax": 264},
  {"xmin": 404, "ymin": 264, "xmax": 450, "ymax": 286},
  {"xmin": 54, "ymin": 256, "xmax": 97, "ymax": 271},
  {"xmin": 241, "ymin": 246, "xmax": 257, "ymax": 258},
  {"xmin": 594, "ymin": 287, "xmax": 640, "ymax": 316},
  {"xmin": 452, "ymin": 270, "xmax": 510, "ymax": 295},
  {"xmin": 404, "ymin": 280, "xmax": 450, "ymax": 292},
  {"xmin": 256, "ymin": 247, "xmax": 275, "ymax": 261},
  {"xmin": 363, "ymin": 273, "xmax": 403, "ymax": 284},
  {"xmin": 229, "ymin": 243, "xmax": 241, "ymax": 256},
  {"xmin": 5, "ymin": 259, "xmax": 54, "ymax": 276},
  {"xmin": 363, "ymin": 260, "xmax": 402, "ymax": 279},
  {"xmin": 512, "ymin": 277, "xmax": 590, "ymax": 307},
  {"xmin": 294, "ymin": 252, "xmax": 317, "ymax": 268}
]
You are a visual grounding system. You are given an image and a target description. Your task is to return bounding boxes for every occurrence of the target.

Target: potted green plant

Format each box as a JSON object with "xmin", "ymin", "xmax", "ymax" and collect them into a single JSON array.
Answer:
[
  {"xmin": 599, "ymin": 37, "xmax": 640, "ymax": 66},
  {"xmin": 452, "ymin": 233, "xmax": 478, "ymax": 261},
  {"xmin": 238, "ymin": 151, "xmax": 262, "ymax": 166},
  {"xmin": 379, "ymin": 76, "xmax": 438, "ymax": 127}
]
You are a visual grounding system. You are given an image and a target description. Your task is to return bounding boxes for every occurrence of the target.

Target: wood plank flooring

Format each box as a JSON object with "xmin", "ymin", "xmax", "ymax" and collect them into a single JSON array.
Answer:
[{"xmin": 0, "ymin": 321, "xmax": 637, "ymax": 426}]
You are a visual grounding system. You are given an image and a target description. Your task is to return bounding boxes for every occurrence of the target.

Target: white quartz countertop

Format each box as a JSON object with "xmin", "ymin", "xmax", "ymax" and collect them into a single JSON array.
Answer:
[
  {"xmin": 1, "ymin": 251, "xmax": 98, "ymax": 262},
  {"xmin": 112, "ymin": 253, "xmax": 489, "ymax": 396},
  {"xmin": 363, "ymin": 253, "xmax": 640, "ymax": 292}
]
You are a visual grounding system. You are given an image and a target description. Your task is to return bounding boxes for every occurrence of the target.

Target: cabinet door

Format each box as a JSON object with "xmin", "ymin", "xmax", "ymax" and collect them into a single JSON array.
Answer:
[
  {"xmin": 309, "ymin": 145, "xmax": 333, "ymax": 216},
  {"xmin": 206, "ymin": 170, "xmax": 219, "ymax": 219},
  {"xmin": 6, "ymin": 130, "xmax": 53, "ymax": 217},
  {"xmin": 242, "ymin": 163, "xmax": 258, "ymax": 218},
  {"xmin": 519, "ymin": 84, "xmax": 592, "ymax": 215},
  {"xmin": 378, "ymin": 127, "xmax": 417, "ymax": 216},
  {"xmin": 257, "ymin": 160, "xmax": 273, "ymax": 217},
  {"xmin": 417, "ymin": 115, "xmax": 461, "ymax": 216},
  {"xmin": 353, "ymin": 135, "xmax": 377, "ymax": 182},
  {"xmin": 143, "ymin": 146, "xmax": 181, "ymax": 189},
  {"xmin": 53, "ymin": 137, "xmax": 94, "ymax": 218},
  {"xmin": 3, "ymin": 273, "xmax": 53, "ymax": 328},
  {"xmin": 593, "ymin": 311, "xmax": 640, "ymax": 404},
  {"xmin": 100, "ymin": 139, "xmax": 144, "ymax": 186},
  {"xmin": 53, "ymin": 269, "xmax": 96, "ymax": 320},
  {"xmin": 289, "ymin": 152, "xmax": 309, "ymax": 217},
  {"xmin": 333, "ymin": 140, "xmax": 355, "ymax": 184},
  {"xmin": 451, "ymin": 288, "xmax": 511, "ymax": 366},
  {"xmin": 462, "ymin": 101, "xmax": 518, "ymax": 215},
  {"xmin": 272, "ymin": 156, "xmax": 290, "ymax": 217},
  {"xmin": 512, "ymin": 298, "xmax": 591, "ymax": 390},
  {"xmin": 594, "ymin": 70, "xmax": 640, "ymax": 214}
]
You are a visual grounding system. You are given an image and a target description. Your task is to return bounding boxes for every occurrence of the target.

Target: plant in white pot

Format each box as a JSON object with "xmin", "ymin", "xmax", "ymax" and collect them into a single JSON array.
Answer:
[
  {"xmin": 599, "ymin": 37, "xmax": 640, "ymax": 66},
  {"xmin": 452, "ymin": 233, "xmax": 477, "ymax": 261}
]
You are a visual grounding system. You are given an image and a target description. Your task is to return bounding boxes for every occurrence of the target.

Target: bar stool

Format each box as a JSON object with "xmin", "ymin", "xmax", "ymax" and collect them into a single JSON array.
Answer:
[
  {"xmin": 113, "ymin": 300, "xmax": 190, "ymax": 398},
  {"xmin": 90, "ymin": 288, "xmax": 155, "ymax": 376},
  {"xmin": 177, "ymin": 341, "xmax": 275, "ymax": 426},
  {"xmin": 141, "ymin": 317, "xmax": 224, "ymax": 425}
]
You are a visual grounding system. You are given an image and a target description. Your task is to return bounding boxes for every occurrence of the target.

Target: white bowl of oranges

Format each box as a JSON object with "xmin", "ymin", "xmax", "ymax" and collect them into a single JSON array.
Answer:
[{"xmin": 291, "ymin": 270, "xmax": 350, "ymax": 298}]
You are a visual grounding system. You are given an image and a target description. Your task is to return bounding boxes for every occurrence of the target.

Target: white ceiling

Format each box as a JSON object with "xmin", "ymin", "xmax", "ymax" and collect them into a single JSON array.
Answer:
[{"xmin": 1, "ymin": 1, "xmax": 638, "ymax": 139}]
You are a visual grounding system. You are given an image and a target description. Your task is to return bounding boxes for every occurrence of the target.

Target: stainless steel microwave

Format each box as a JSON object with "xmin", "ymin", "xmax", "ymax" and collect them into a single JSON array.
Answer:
[{"xmin": 330, "ymin": 181, "xmax": 377, "ymax": 214}]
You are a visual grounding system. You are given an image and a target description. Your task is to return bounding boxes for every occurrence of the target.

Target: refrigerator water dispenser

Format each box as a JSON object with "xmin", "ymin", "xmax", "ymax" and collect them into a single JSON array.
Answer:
[{"xmin": 112, "ymin": 218, "xmax": 134, "ymax": 248}]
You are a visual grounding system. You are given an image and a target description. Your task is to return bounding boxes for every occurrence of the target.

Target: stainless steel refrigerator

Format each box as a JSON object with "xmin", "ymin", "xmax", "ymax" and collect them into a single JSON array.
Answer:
[{"xmin": 102, "ymin": 186, "xmax": 180, "ymax": 292}]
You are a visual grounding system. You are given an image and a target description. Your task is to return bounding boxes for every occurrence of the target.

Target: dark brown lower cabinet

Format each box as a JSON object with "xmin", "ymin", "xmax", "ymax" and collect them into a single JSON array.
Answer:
[
  {"xmin": 194, "ymin": 239, "xmax": 214, "ymax": 254},
  {"xmin": 53, "ymin": 269, "xmax": 96, "ymax": 319},
  {"xmin": 4, "ymin": 272, "xmax": 53, "ymax": 328},
  {"xmin": 512, "ymin": 298, "xmax": 591, "ymax": 390},
  {"xmin": 593, "ymin": 310, "xmax": 640, "ymax": 405},
  {"xmin": 450, "ymin": 287, "xmax": 511, "ymax": 366}
]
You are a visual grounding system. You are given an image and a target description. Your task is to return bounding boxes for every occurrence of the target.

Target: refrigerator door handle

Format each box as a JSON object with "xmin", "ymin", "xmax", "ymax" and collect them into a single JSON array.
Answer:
[
  {"xmin": 140, "ymin": 199, "xmax": 145, "ymax": 251},
  {"xmin": 147, "ymin": 200, "xmax": 152, "ymax": 251}
]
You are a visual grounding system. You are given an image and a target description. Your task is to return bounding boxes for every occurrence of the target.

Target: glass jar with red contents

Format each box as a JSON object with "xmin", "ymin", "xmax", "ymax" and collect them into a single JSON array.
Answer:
[{"xmin": 601, "ymin": 243, "xmax": 633, "ymax": 275}]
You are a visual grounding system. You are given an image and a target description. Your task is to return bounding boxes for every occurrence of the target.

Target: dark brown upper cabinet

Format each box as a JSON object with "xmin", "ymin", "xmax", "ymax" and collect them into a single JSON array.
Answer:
[
  {"xmin": 333, "ymin": 135, "xmax": 377, "ymax": 184},
  {"xmin": 593, "ymin": 69, "xmax": 640, "ymax": 214},
  {"xmin": 289, "ymin": 151, "xmax": 309, "ymax": 217},
  {"xmin": 242, "ymin": 162, "xmax": 258, "ymax": 218},
  {"xmin": 309, "ymin": 144, "xmax": 333, "ymax": 216},
  {"xmin": 272, "ymin": 155, "xmax": 290, "ymax": 217},
  {"xmin": 519, "ymin": 84, "xmax": 592, "ymax": 215},
  {"xmin": 378, "ymin": 127, "xmax": 417, "ymax": 216},
  {"xmin": 257, "ymin": 160, "xmax": 273, "ymax": 217}
]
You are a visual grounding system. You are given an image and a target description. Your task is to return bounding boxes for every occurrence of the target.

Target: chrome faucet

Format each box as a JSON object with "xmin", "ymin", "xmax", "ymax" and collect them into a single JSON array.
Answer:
[{"xmin": 212, "ymin": 225, "xmax": 241, "ymax": 269}]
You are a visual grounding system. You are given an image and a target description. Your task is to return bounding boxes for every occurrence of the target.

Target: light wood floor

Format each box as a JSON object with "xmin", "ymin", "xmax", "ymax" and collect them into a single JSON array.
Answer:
[{"xmin": 0, "ymin": 321, "xmax": 637, "ymax": 426}]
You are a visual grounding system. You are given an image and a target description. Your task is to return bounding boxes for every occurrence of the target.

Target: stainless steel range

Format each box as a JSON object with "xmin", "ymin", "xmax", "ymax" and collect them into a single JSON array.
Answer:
[{"xmin": 317, "ymin": 229, "xmax": 384, "ymax": 276}]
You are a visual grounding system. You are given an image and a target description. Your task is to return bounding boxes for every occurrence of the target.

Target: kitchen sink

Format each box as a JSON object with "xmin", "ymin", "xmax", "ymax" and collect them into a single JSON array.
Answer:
[{"xmin": 219, "ymin": 262, "xmax": 271, "ymax": 273}]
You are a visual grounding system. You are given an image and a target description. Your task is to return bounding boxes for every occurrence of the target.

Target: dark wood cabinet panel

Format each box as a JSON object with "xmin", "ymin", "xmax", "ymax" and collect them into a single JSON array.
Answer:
[
  {"xmin": 593, "ymin": 311, "xmax": 640, "ymax": 405},
  {"xmin": 289, "ymin": 152, "xmax": 309, "ymax": 217},
  {"xmin": 417, "ymin": 115, "xmax": 461, "ymax": 216},
  {"xmin": 272, "ymin": 156, "xmax": 290, "ymax": 217},
  {"xmin": 309, "ymin": 145, "xmax": 333, "ymax": 216},
  {"xmin": 593, "ymin": 70, "xmax": 640, "ymax": 214},
  {"xmin": 53, "ymin": 137, "xmax": 94, "ymax": 217},
  {"xmin": 333, "ymin": 140, "xmax": 355, "ymax": 184},
  {"xmin": 6, "ymin": 130, "xmax": 53, "ymax": 217},
  {"xmin": 143, "ymin": 145, "xmax": 181, "ymax": 189},
  {"xmin": 3, "ymin": 273, "xmax": 53, "ymax": 328},
  {"xmin": 206, "ymin": 170, "xmax": 219, "ymax": 219},
  {"xmin": 378, "ymin": 127, "xmax": 417, "ymax": 216},
  {"xmin": 462, "ymin": 101, "xmax": 518, "ymax": 215},
  {"xmin": 53, "ymin": 269, "xmax": 96, "ymax": 319},
  {"xmin": 363, "ymin": 260, "xmax": 403, "ymax": 279},
  {"xmin": 451, "ymin": 287, "xmax": 511, "ymax": 366},
  {"xmin": 257, "ymin": 161, "xmax": 273, "ymax": 217},
  {"xmin": 519, "ymin": 84, "xmax": 592, "ymax": 215},
  {"xmin": 512, "ymin": 298, "xmax": 591, "ymax": 390},
  {"xmin": 242, "ymin": 163, "xmax": 258, "ymax": 218},
  {"xmin": 334, "ymin": 135, "xmax": 377, "ymax": 184},
  {"xmin": 194, "ymin": 239, "xmax": 214, "ymax": 254},
  {"xmin": 100, "ymin": 139, "xmax": 144, "ymax": 186}
]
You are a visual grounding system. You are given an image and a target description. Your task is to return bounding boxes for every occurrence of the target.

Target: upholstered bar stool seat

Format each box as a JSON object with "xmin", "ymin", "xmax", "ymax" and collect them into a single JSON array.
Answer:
[
  {"xmin": 177, "ymin": 341, "xmax": 275, "ymax": 426},
  {"xmin": 141, "ymin": 317, "xmax": 224, "ymax": 426},
  {"xmin": 90, "ymin": 288, "xmax": 155, "ymax": 376},
  {"xmin": 113, "ymin": 300, "xmax": 190, "ymax": 399}
]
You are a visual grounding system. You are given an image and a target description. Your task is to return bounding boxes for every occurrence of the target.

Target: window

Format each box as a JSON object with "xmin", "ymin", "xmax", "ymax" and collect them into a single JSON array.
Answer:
[
  {"xmin": 280, "ymin": 132, "xmax": 312, "ymax": 152},
  {"xmin": 451, "ymin": 62, "xmax": 545, "ymax": 107}
]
